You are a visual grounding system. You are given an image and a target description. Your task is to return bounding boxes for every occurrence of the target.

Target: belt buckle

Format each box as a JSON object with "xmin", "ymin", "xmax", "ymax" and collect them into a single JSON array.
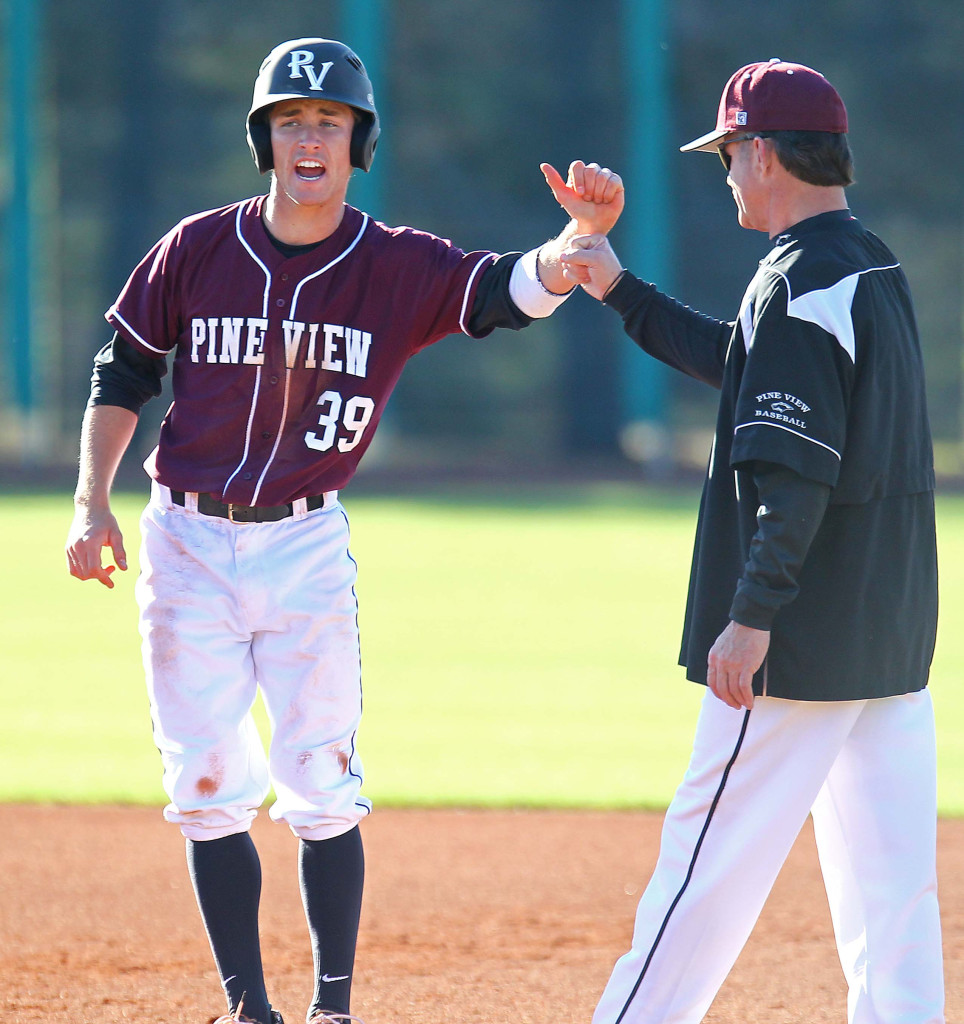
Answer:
[{"xmin": 227, "ymin": 503, "xmax": 253, "ymax": 524}]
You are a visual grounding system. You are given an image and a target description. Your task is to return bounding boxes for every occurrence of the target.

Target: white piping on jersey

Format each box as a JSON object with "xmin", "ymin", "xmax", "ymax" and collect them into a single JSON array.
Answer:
[
  {"xmin": 110, "ymin": 308, "xmax": 170, "ymax": 355},
  {"xmin": 459, "ymin": 254, "xmax": 499, "ymax": 334},
  {"xmin": 248, "ymin": 213, "xmax": 370, "ymax": 502},
  {"xmin": 252, "ymin": 367, "xmax": 293, "ymax": 504},
  {"xmin": 734, "ymin": 419, "xmax": 842, "ymax": 462},
  {"xmin": 223, "ymin": 364, "xmax": 265, "ymax": 497},
  {"xmin": 226, "ymin": 209, "xmax": 370, "ymax": 501},
  {"xmin": 223, "ymin": 205, "xmax": 274, "ymax": 498},
  {"xmin": 745, "ymin": 262, "xmax": 901, "ymax": 363},
  {"xmin": 235, "ymin": 203, "xmax": 274, "ymax": 317},
  {"xmin": 290, "ymin": 213, "xmax": 369, "ymax": 319}
]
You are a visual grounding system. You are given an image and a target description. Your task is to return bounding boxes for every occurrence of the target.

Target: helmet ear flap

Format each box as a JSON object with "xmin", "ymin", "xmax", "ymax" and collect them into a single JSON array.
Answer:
[
  {"xmin": 246, "ymin": 117, "xmax": 274, "ymax": 174},
  {"xmin": 350, "ymin": 111, "xmax": 380, "ymax": 173}
]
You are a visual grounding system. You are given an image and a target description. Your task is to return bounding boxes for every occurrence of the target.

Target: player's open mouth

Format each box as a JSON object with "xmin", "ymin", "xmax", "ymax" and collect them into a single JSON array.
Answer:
[{"xmin": 295, "ymin": 160, "xmax": 326, "ymax": 181}]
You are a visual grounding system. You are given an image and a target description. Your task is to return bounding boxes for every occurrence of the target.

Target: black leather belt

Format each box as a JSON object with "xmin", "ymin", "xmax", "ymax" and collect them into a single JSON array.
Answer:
[{"xmin": 170, "ymin": 490, "xmax": 328, "ymax": 523}]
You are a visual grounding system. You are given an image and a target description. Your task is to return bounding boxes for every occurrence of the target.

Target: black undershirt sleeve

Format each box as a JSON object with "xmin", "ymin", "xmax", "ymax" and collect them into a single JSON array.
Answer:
[
  {"xmin": 88, "ymin": 333, "xmax": 167, "ymax": 413},
  {"xmin": 729, "ymin": 461, "xmax": 832, "ymax": 631},
  {"xmin": 466, "ymin": 253, "xmax": 535, "ymax": 336}
]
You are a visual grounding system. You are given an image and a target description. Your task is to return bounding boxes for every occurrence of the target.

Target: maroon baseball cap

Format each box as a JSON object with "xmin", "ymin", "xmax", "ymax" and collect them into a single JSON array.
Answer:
[{"xmin": 680, "ymin": 58, "xmax": 848, "ymax": 153}]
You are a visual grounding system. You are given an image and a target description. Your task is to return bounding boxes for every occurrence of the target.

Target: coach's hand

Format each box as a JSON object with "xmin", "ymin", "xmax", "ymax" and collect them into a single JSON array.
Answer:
[
  {"xmin": 706, "ymin": 621, "xmax": 770, "ymax": 710},
  {"xmin": 66, "ymin": 505, "xmax": 128, "ymax": 589},
  {"xmin": 561, "ymin": 234, "xmax": 624, "ymax": 300},
  {"xmin": 541, "ymin": 161, "xmax": 625, "ymax": 236}
]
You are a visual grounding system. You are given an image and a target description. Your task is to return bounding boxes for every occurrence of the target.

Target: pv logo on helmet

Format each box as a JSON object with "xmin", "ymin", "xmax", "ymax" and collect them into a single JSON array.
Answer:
[{"xmin": 287, "ymin": 50, "xmax": 335, "ymax": 90}]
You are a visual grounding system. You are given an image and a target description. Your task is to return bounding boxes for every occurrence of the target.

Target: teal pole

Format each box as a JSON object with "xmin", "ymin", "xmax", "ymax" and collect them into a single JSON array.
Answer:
[
  {"xmin": 620, "ymin": 0, "xmax": 672, "ymax": 464},
  {"xmin": 338, "ymin": 0, "xmax": 387, "ymax": 219},
  {"xmin": 6, "ymin": 0, "xmax": 40, "ymax": 415}
]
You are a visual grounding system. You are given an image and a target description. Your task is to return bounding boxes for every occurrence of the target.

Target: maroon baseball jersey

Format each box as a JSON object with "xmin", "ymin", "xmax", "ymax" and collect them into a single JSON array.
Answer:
[{"xmin": 107, "ymin": 197, "xmax": 500, "ymax": 504}]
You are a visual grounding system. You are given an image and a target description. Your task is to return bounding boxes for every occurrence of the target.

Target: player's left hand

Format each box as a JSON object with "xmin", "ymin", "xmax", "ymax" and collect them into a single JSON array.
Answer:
[
  {"xmin": 706, "ymin": 620, "xmax": 770, "ymax": 711},
  {"xmin": 65, "ymin": 505, "xmax": 128, "ymax": 589},
  {"xmin": 541, "ymin": 161, "xmax": 625, "ymax": 235}
]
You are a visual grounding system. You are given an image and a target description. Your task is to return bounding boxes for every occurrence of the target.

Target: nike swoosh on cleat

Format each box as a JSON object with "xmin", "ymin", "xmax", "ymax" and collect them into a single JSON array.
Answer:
[{"xmin": 321, "ymin": 973, "xmax": 350, "ymax": 983}]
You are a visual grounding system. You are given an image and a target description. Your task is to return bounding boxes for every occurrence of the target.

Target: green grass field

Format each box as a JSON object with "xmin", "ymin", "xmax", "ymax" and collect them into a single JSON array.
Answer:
[{"xmin": 3, "ymin": 485, "xmax": 963, "ymax": 813}]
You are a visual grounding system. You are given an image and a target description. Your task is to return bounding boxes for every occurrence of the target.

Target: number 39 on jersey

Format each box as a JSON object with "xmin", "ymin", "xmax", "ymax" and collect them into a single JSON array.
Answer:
[{"xmin": 305, "ymin": 390, "xmax": 376, "ymax": 453}]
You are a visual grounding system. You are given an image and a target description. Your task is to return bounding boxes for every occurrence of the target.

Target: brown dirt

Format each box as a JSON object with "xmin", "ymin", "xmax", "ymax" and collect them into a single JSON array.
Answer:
[{"xmin": 1, "ymin": 806, "xmax": 960, "ymax": 1024}]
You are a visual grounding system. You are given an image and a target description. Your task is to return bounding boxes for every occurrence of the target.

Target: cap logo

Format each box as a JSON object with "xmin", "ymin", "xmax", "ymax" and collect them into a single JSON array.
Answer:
[
  {"xmin": 287, "ymin": 50, "xmax": 335, "ymax": 91},
  {"xmin": 736, "ymin": 111, "xmax": 748, "ymax": 126}
]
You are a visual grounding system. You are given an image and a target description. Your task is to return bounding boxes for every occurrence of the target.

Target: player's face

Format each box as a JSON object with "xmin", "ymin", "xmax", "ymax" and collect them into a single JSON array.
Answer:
[
  {"xmin": 720, "ymin": 136, "xmax": 769, "ymax": 233},
  {"xmin": 268, "ymin": 99, "xmax": 355, "ymax": 212}
]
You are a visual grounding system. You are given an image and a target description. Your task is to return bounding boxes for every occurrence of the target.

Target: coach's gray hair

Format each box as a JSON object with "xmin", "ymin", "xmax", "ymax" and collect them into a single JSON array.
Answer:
[{"xmin": 759, "ymin": 131, "xmax": 855, "ymax": 187}]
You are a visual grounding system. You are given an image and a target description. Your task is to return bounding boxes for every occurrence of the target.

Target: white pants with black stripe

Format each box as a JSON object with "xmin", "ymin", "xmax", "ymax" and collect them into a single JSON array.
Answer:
[{"xmin": 593, "ymin": 689, "xmax": 944, "ymax": 1024}]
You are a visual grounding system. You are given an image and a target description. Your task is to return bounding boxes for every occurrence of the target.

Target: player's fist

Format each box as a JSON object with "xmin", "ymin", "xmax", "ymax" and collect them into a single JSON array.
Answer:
[
  {"xmin": 541, "ymin": 161, "xmax": 625, "ymax": 236},
  {"xmin": 65, "ymin": 505, "xmax": 128, "ymax": 589},
  {"xmin": 561, "ymin": 234, "xmax": 625, "ymax": 301}
]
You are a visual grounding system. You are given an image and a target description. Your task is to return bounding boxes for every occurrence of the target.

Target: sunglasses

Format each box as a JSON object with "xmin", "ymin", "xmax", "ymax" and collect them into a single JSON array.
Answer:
[{"xmin": 717, "ymin": 132, "xmax": 764, "ymax": 171}]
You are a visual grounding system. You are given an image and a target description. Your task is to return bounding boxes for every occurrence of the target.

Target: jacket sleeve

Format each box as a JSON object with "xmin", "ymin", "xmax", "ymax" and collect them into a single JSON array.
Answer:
[
  {"xmin": 729, "ymin": 461, "xmax": 832, "ymax": 630},
  {"xmin": 603, "ymin": 271, "xmax": 732, "ymax": 388}
]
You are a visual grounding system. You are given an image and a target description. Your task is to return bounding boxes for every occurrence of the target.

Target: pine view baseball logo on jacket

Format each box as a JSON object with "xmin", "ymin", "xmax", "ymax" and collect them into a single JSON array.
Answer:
[{"xmin": 752, "ymin": 392, "xmax": 810, "ymax": 430}]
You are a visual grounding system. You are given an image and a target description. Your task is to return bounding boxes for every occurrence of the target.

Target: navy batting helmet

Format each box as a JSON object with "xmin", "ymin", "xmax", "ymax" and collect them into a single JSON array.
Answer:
[{"xmin": 246, "ymin": 38, "xmax": 380, "ymax": 174}]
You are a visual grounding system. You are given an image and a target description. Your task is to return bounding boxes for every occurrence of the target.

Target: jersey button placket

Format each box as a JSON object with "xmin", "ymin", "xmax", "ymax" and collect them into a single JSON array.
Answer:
[{"xmin": 244, "ymin": 276, "xmax": 297, "ymax": 500}]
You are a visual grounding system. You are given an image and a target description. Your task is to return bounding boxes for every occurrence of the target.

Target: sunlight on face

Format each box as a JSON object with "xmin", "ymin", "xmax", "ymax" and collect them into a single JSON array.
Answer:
[{"xmin": 268, "ymin": 99, "xmax": 356, "ymax": 212}]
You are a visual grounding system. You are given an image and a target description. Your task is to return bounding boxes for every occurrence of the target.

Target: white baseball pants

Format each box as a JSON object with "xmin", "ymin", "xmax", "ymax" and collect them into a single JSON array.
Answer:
[
  {"xmin": 136, "ymin": 482, "xmax": 371, "ymax": 842},
  {"xmin": 593, "ymin": 688, "xmax": 944, "ymax": 1024}
]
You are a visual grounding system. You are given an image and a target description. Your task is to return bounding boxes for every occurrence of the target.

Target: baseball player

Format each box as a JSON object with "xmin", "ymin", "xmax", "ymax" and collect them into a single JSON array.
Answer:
[
  {"xmin": 64, "ymin": 37, "xmax": 623, "ymax": 1024},
  {"xmin": 563, "ymin": 60, "xmax": 943, "ymax": 1023}
]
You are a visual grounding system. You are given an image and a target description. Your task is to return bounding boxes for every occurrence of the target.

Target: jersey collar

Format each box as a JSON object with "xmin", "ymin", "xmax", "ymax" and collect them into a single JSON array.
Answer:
[
  {"xmin": 770, "ymin": 208, "xmax": 858, "ymax": 249},
  {"xmin": 244, "ymin": 196, "xmax": 367, "ymax": 269}
]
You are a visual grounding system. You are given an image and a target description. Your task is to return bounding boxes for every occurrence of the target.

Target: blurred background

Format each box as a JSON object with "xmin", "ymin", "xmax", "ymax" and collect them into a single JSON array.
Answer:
[{"xmin": 2, "ymin": 0, "xmax": 963, "ymax": 489}]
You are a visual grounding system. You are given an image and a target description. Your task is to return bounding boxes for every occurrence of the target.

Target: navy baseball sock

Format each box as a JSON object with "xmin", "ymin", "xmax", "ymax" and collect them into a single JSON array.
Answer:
[
  {"xmin": 299, "ymin": 826, "xmax": 365, "ymax": 1018},
  {"xmin": 186, "ymin": 832, "xmax": 272, "ymax": 1024}
]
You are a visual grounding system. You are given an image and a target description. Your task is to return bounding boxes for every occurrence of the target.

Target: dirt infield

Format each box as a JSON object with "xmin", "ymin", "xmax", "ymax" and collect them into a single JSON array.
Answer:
[{"xmin": 1, "ymin": 806, "xmax": 960, "ymax": 1024}]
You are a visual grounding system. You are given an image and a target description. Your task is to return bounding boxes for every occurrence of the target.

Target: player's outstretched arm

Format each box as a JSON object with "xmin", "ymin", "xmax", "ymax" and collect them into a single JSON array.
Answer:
[
  {"xmin": 560, "ymin": 234, "xmax": 625, "ymax": 301},
  {"xmin": 66, "ymin": 404, "xmax": 138, "ymax": 589},
  {"xmin": 536, "ymin": 161, "xmax": 624, "ymax": 294}
]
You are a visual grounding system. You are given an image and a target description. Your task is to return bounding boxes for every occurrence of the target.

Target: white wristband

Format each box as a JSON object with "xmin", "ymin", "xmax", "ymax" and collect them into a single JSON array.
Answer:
[{"xmin": 509, "ymin": 247, "xmax": 575, "ymax": 318}]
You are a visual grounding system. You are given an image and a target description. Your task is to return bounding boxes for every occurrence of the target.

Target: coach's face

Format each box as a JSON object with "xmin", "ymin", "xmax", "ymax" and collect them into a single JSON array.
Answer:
[
  {"xmin": 721, "ymin": 136, "xmax": 770, "ymax": 233},
  {"xmin": 268, "ymin": 98, "xmax": 355, "ymax": 212}
]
